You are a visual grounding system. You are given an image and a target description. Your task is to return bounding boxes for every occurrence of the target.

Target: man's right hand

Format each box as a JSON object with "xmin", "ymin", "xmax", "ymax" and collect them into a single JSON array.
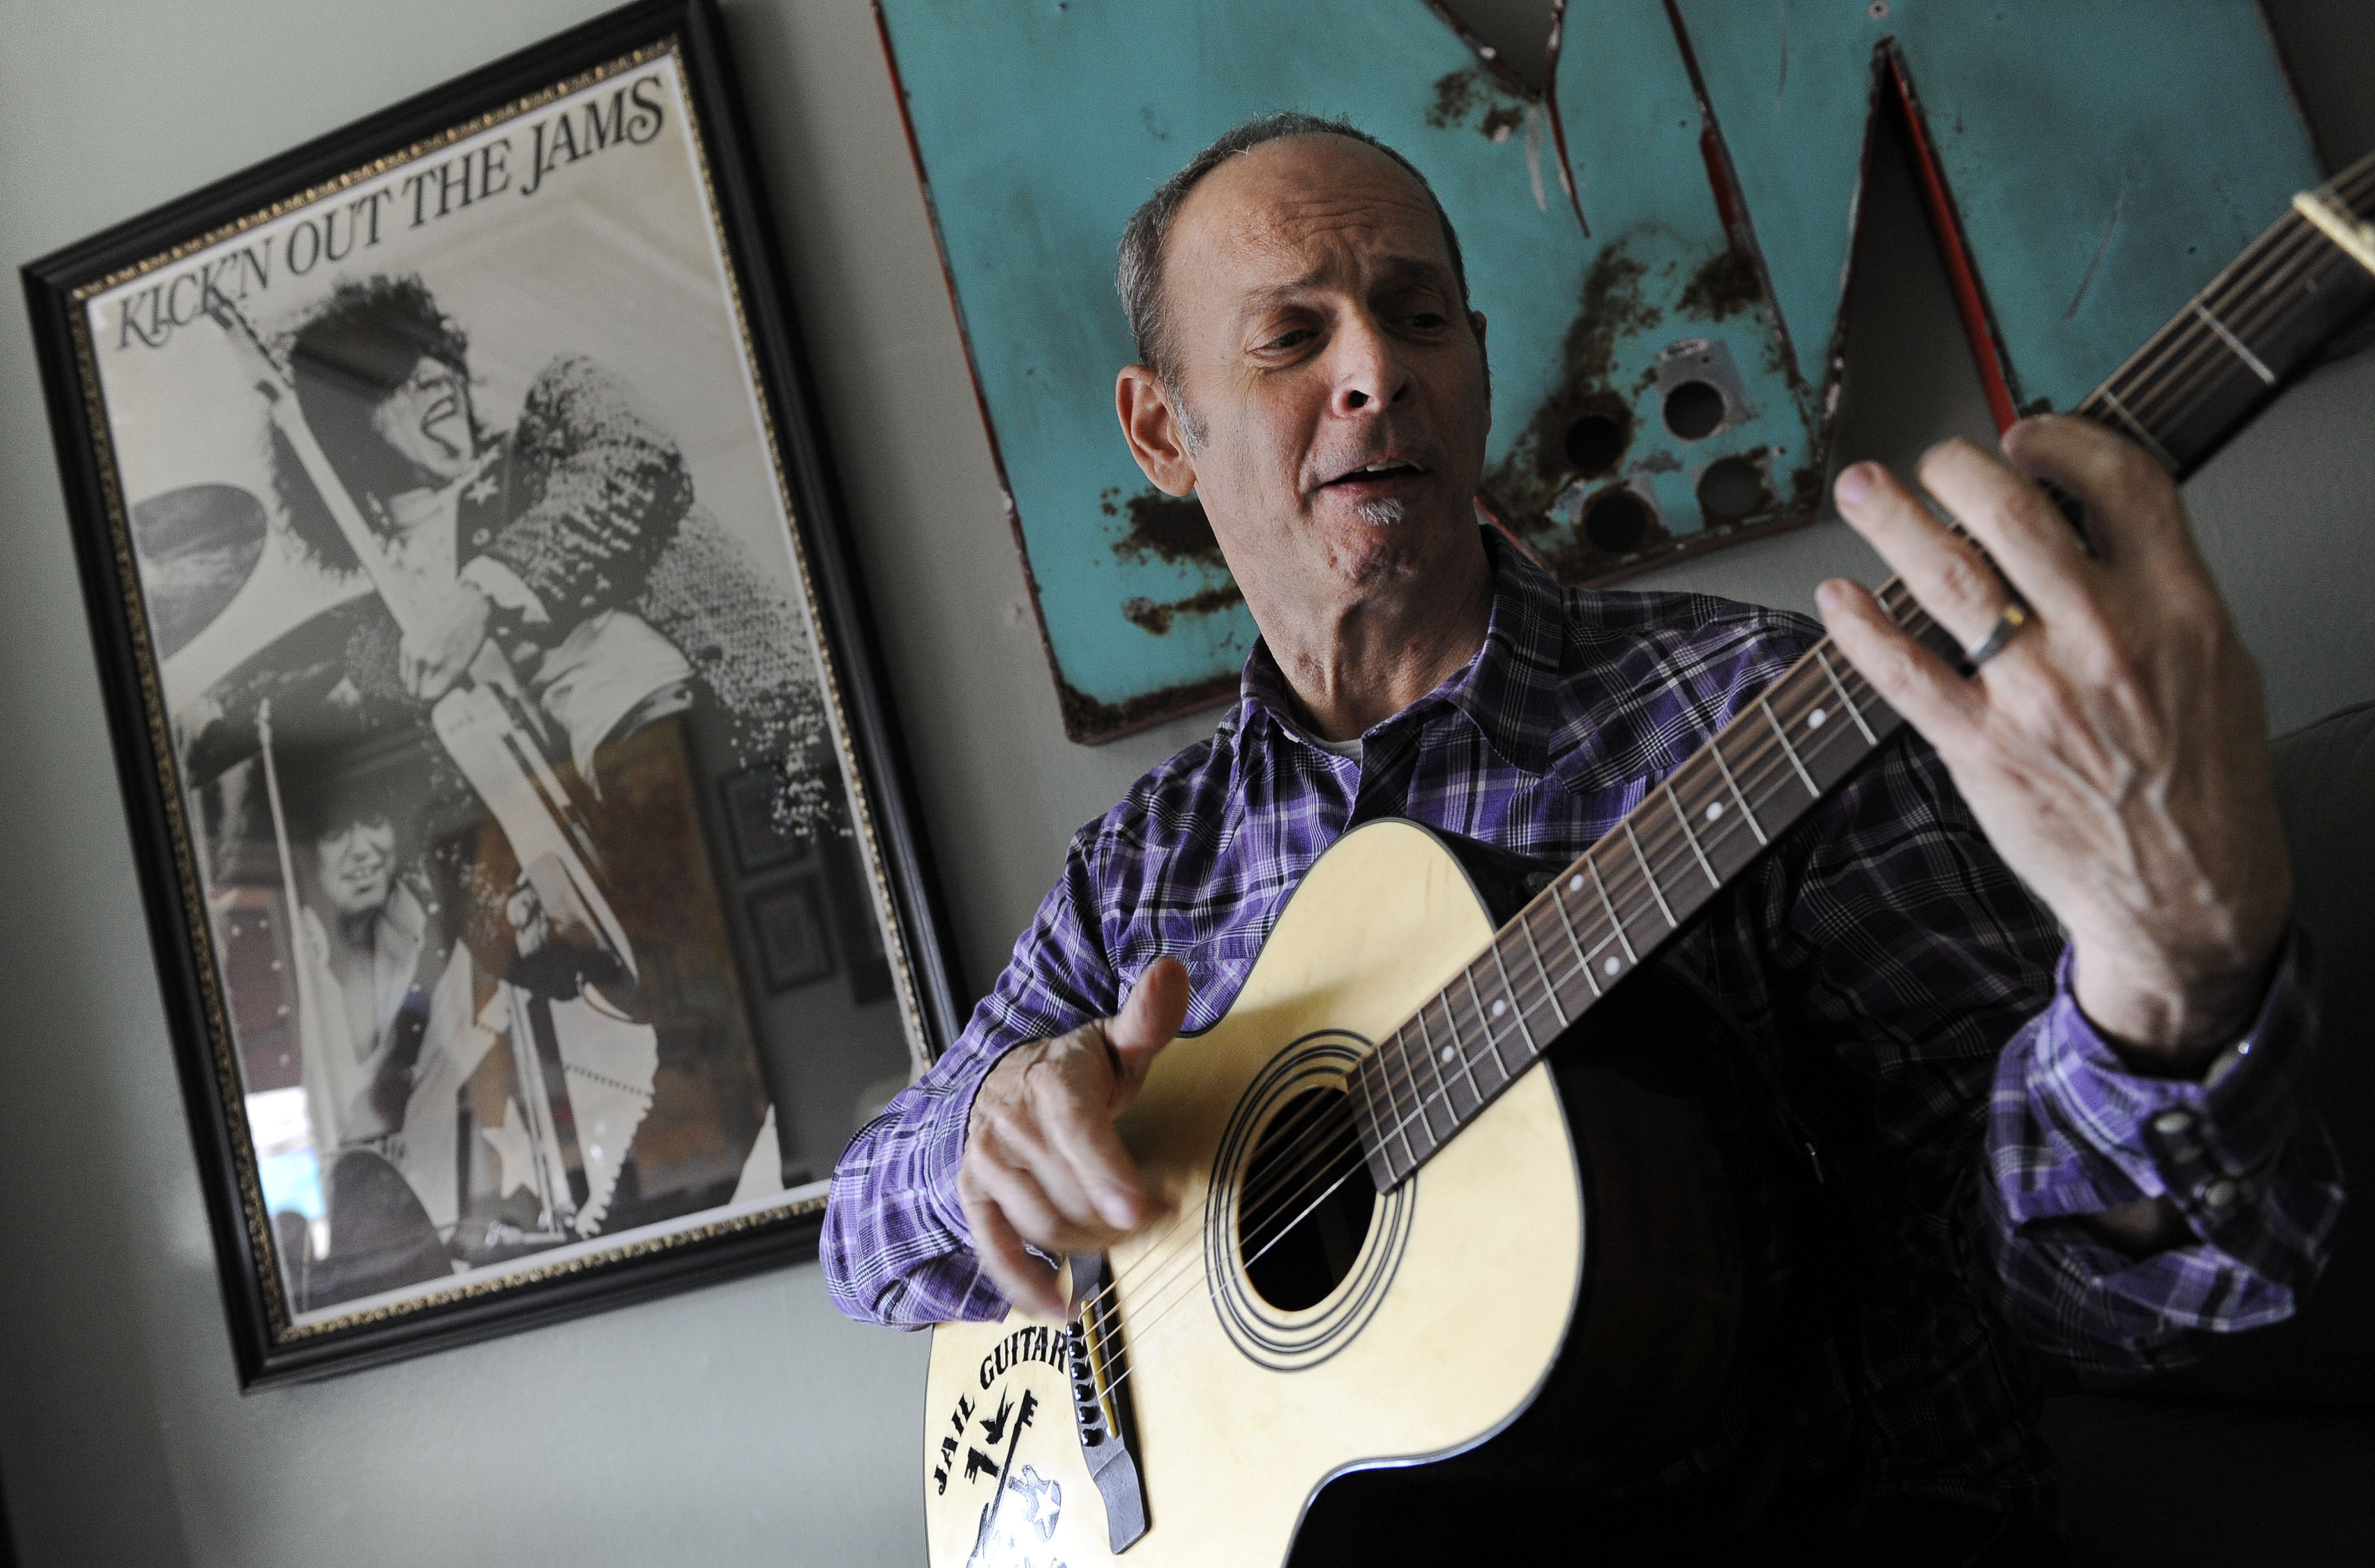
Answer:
[{"xmin": 959, "ymin": 958, "xmax": 1190, "ymax": 1317}]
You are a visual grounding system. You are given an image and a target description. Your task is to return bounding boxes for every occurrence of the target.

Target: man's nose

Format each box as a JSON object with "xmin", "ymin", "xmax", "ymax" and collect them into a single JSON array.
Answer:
[{"xmin": 1328, "ymin": 313, "xmax": 1412, "ymax": 417}]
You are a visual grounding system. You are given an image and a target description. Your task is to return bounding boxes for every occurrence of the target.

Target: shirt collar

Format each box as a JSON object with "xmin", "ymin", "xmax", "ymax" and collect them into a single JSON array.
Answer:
[{"xmin": 1236, "ymin": 526, "xmax": 1567, "ymax": 775}]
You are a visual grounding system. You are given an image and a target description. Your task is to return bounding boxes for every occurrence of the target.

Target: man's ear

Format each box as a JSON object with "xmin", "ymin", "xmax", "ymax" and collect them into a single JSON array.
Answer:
[
  {"xmin": 1469, "ymin": 308, "xmax": 1492, "ymax": 429},
  {"xmin": 1115, "ymin": 364, "xmax": 1198, "ymax": 497}
]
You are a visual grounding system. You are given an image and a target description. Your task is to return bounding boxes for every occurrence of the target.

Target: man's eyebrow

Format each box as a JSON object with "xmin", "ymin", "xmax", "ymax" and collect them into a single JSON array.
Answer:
[{"xmin": 1234, "ymin": 252, "xmax": 1456, "ymax": 318}]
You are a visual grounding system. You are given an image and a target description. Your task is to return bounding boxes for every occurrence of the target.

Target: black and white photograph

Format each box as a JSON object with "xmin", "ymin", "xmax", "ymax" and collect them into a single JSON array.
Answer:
[{"xmin": 26, "ymin": 5, "xmax": 957, "ymax": 1381}]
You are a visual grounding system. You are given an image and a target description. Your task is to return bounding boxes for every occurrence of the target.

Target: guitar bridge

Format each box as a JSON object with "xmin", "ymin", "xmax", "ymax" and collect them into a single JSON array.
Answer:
[{"xmin": 1066, "ymin": 1253, "xmax": 1149, "ymax": 1551}]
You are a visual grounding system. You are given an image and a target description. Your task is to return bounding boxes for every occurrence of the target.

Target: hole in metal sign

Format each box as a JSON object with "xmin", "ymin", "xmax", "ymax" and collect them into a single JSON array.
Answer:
[
  {"xmin": 1563, "ymin": 409, "xmax": 1631, "ymax": 477},
  {"xmin": 1584, "ymin": 489, "xmax": 1654, "ymax": 554},
  {"xmin": 1697, "ymin": 456, "xmax": 1770, "ymax": 520},
  {"xmin": 1663, "ymin": 380, "xmax": 1726, "ymax": 440}
]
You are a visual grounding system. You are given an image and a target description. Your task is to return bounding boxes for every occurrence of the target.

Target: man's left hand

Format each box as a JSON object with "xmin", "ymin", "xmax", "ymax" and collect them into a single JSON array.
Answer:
[
  {"xmin": 401, "ymin": 581, "xmax": 494, "ymax": 700},
  {"xmin": 1819, "ymin": 416, "xmax": 2291, "ymax": 1074}
]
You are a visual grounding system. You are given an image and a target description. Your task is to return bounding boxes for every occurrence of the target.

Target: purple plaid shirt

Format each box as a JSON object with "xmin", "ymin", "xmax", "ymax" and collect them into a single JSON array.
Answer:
[{"xmin": 825, "ymin": 533, "xmax": 2340, "ymax": 1516}]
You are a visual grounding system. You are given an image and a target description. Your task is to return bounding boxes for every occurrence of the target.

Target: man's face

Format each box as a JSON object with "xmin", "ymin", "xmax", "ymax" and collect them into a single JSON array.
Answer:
[
  {"xmin": 369, "ymin": 356, "xmax": 476, "ymax": 488},
  {"xmin": 312, "ymin": 819, "xmax": 396, "ymax": 919},
  {"xmin": 1151, "ymin": 135, "xmax": 1491, "ymax": 600}
]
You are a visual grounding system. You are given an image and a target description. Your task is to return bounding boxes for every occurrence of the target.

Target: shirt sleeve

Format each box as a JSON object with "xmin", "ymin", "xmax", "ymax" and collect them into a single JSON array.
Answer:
[
  {"xmin": 1980, "ymin": 930, "xmax": 2344, "ymax": 1374},
  {"xmin": 821, "ymin": 823, "xmax": 1122, "ymax": 1326},
  {"xmin": 1735, "ymin": 733, "xmax": 2343, "ymax": 1381}
]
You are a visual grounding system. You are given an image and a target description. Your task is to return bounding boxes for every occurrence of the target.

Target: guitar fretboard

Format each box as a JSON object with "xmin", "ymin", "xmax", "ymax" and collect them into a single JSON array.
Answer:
[{"xmin": 1355, "ymin": 151, "xmax": 2375, "ymax": 1194}]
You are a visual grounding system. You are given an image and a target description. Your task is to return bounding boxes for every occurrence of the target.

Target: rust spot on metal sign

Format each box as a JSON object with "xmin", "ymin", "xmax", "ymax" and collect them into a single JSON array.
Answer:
[
  {"xmin": 1426, "ymin": 67, "xmax": 1528, "ymax": 141},
  {"xmin": 1057, "ymin": 670, "xmax": 1241, "ymax": 745},
  {"xmin": 1110, "ymin": 488, "xmax": 1226, "ymax": 569},
  {"xmin": 1677, "ymin": 247, "xmax": 1761, "ymax": 322},
  {"xmin": 1121, "ymin": 582, "xmax": 1246, "ymax": 636}
]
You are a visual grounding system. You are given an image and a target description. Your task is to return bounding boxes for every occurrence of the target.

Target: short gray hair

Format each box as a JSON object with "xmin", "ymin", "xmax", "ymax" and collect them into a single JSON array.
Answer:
[{"xmin": 1115, "ymin": 112, "xmax": 1473, "ymax": 383}]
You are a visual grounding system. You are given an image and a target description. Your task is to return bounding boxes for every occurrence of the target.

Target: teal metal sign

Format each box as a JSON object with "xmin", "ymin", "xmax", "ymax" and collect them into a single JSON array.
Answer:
[{"xmin": 876, "ymin": 1, "xmax": 2317, "ymax": 740}]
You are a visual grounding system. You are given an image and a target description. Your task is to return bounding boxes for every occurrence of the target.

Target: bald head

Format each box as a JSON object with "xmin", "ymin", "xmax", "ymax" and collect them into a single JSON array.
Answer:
[{"xmin": 1117, "ymin": 114, "xmax": 1473, "ymax": 386}]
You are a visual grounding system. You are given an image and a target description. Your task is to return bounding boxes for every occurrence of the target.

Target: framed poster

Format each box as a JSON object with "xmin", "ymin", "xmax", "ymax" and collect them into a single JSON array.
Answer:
[{"xmin": 21, "ymin": 0, "xmax": 961, "ymax": 1385}]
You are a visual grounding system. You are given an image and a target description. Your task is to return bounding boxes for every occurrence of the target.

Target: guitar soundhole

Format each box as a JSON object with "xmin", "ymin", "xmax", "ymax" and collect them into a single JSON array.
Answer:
[{"xmin": 1238, "ymin": 1087, "xmax": 1375, "ymax": 1313}]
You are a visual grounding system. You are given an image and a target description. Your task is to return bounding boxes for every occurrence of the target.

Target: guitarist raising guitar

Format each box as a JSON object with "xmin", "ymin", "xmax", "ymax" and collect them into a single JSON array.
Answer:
[{"xmin": 825, "ymin": 114, "xmax": 2354, "ymax": 1564}]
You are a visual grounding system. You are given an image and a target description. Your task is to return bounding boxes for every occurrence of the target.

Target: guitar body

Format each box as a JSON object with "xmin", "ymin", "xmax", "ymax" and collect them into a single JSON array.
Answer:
[{"xmin": 923, "ymin": 820, "xmax": 1740, "ymax": 1567}]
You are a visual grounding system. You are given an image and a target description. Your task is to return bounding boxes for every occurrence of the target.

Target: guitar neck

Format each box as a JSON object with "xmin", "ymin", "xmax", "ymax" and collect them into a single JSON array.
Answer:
[{"xmin": 1356, "ymin": 150, "xmax": 2375, "ymax": 1193}]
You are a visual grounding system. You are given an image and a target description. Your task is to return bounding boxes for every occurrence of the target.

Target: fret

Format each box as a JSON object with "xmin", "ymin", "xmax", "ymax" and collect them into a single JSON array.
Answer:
[
  {"xmin": 2188, "ymin": 300, "xmax": 2276, "ymax": 385},
  {"xmin": 1383, "ymin": 1027, "xmax": 1427, "ymax": 1170},
  {"xmin": 1486, "ymin": 943, "xmax": 1540, "ymax": 1057},
  {"xmin": 1708, "ymin": 733, "xmax": 1767, "ymax": 845},
  {"xmin": 1760, "ymin": 696, "xmax": 1819, "ymax": 797},
  {"xmin": 1548, "ymin": 876, "xmax": 1603, "ymax": 997},
  {"xmin": 1813, "ymin": 646, "xmax": 1879, "ymax": 745},
  {"xmin": 1665, "ymin": 780, "xmax": 1720, "ymax": 887},
  {"xmin": 1413, "ymin": 1009, "xmax": 1460, "ymax": 1132},
  {"xmin": 1356, "ymin": 1064, "xmax": 1386, "ymax": 1174},
  {"xmin": 2091, "ymin": 386, "xmax": 2179, "ymax": 473},
  {"xmin": 1585, "ymin": 852, "xmax": 1635, "ymax": 972},
  {"xmin": 1622, "ymin": 819, "xmax": 1677, "ymax": 928},
  {"xmin": 1462, "ymin": 968, "xmax": 1514, "ymax": 1079},
  {"xmin": 1435, "ymin": 994, "xmax": 1487, "ymax": 1107},
  {"xmin": 1517, "ymin": 914, "xmax": 1570, "ymax": 1026}
]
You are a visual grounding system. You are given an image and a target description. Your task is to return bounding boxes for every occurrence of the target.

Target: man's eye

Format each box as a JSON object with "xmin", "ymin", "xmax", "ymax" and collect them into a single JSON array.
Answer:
[
  {"xmin": 1264, "ymin": 328, "xmax": 1315, "ymax": 351},
  {"xmin": 1400, "ymin": 312, "xmax": 1448, "ymax": 330}
]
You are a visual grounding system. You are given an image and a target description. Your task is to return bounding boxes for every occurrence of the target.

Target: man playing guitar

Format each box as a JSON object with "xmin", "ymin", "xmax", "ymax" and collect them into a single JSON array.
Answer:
[{"xmin": 824, "ymin": 115, "xmax": 2339, "ymax": 1562}]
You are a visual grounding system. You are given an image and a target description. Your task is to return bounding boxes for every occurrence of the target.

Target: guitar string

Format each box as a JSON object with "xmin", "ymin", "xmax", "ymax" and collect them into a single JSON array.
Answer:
[
  {"xmin": 1055, "ymin": 160, "xmax": 2375, "ymax": 1352},
  {"xmin": 2079, "ymin": 156, "xmax": 2372, "ymax": 440},
  {"xmin": 1345, "ymin": 630, "xmax": 1905, "ymax": 1166},
  {"xmin": 2099, "ymin": 161, "xmax": 2374, "ymax": 441},
  {"xmin": 2134, "ymin": 160, "xmax": 2375, "ymax": 425}
]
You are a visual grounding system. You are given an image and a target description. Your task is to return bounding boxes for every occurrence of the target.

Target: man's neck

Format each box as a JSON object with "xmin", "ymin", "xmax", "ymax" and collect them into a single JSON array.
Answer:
[{"xmin": 1259, "ymin": 526, "xmax": 1494, "ymax": 742}]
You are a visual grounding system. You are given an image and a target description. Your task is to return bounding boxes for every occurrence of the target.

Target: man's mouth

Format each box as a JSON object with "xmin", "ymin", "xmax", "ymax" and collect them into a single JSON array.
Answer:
[
  {"xmin": 419, "ymin": 398, "xmax": 463, "ymax": 458},
  {"xmin": 1320, "ymin": 458, "xmax": 1427, "ymax": 491}
]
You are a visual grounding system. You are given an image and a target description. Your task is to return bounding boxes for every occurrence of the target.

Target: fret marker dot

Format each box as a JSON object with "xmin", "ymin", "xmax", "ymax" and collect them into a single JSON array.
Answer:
[
  {"xmin": 1441, "ymin": 1046, "xmax": 1456, "ymax": 1064},
  {"xmin": 1705, "ymin": 801, "xmax": 1724, "ymax": 821},
  {"xmin": 1604, "ymin": 957, "xmax": 1623, "ymax": 977},
  {"xmin": 1491, "ymin": 999, "xmax": 1507, "ymax": 1017},
  {"xmin": 1808, "ymin": 707, "xmax": 1827, "ymax": 729},
  {"xmin": 1569, "ymin": 875, "xmax": 1585, "ymax": 893}
]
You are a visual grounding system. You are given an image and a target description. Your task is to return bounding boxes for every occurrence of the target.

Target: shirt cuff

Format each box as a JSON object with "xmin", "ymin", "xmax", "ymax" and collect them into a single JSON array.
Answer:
[
  {"xmin": 914, "ymin": 1060, "xmax": 990, "ymax": 1247},
  {"xmin": 2006, "ymin": 928, "xmax": 2316, "ymax": 1245},
  {"xmin": 458, "ymin": 555, "xmax": 549, "ymax": 625}
]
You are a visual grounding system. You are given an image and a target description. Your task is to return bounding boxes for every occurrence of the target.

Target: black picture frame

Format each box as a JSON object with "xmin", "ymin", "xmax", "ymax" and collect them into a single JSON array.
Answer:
[{"xmin": 21, "ymin": 0, "xmax": 961, "ymax": 1387}]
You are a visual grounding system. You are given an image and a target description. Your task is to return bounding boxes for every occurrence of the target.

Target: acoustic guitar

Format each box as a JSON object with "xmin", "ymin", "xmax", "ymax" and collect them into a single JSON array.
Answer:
[{"xmin": 920, "ymin": 156, "xmax": 2375, "ymax": 1568}]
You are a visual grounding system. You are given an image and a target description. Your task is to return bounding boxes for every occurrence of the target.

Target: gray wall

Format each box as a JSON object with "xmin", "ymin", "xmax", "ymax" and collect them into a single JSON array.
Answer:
[{"xmin": 1, "ymin": 2, "xmax": 2368, "ymax": 1563}]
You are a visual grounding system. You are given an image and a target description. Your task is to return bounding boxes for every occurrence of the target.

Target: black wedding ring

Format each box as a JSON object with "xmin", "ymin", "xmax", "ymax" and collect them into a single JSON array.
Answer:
[{"xmin": 1963, "ymin": 602, "xmax": 2030, "ymax": 670}]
